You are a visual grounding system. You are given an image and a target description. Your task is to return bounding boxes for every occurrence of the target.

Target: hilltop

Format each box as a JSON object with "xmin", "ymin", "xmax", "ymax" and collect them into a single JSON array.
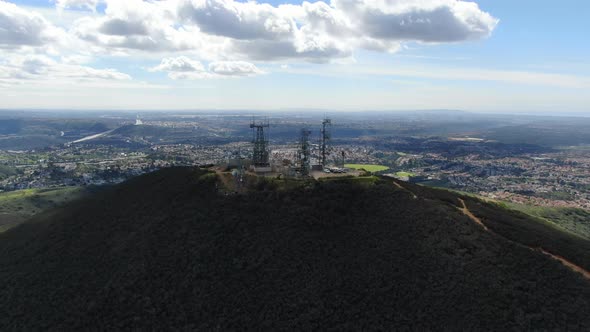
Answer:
[{"xmin": 0, "ymin": 167, "xmax": 588, "ymax": 330}]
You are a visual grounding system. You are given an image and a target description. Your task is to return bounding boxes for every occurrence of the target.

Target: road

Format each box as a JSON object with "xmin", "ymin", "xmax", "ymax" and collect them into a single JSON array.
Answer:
[{"xmin": 70, "ymin": 129, "xmax": 115, "ymax": 144}]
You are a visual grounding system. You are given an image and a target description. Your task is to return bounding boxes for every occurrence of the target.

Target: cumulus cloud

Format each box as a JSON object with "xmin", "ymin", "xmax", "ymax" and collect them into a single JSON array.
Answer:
[
  {"xmin": 175, "ymin": 0, "xmax": 497, "ymax": 59},
  {"xmin": 150, "ymin": 56, "xmax": 205, "ymax": 73},
  {"xmin": 58, "ymin": 0, "xmax": 497, "ymax": 62},
  {"xmin": 178, "ymin": 0, "xmax": 352, "ymax": 61},
  {"xmin": 0, "ymin": 54, "xmax": 131, "ymax": 83},
  {"xmin": 150, "ymin": 56, "xmax": 263, "ymax": 79},
  {"xmin": 149, "ymin": 56, "xmax": 213, "ymax": 79},
  {"xmin": 332, "ymin": 0, "xmax": 498, "ymax": 42},
  {"xmin": 71, "ymin": 0, "xmax": 197, "ymax": 52},
  {"xmin": 98, "ymin": 18, "xmax": 149, "ymax": 36},
  {"xmin": 55, "ymin": 0, "xmax": 101, "ymax": 12},
  {"xmin": 0, "ymin": 1, "xmax": 62, "ymax": 48},
  {"xmin": 230, "ymin": 38, "xmax": 351, "ymax": 63},
  {"xmin": 1, "ymin": 0, "xmax": 498, "ymax": 81},
  {"xmin": 209, "ymin": 61, "xmax": 264, "ymax": 76},
  {"xmin": 178, "ymin": 0, "xmax": 295, "ymax": 40}
]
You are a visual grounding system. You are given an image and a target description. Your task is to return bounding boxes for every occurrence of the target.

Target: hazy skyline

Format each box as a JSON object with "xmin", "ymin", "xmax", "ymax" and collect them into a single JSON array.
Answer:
[{"xmin": 1, "ymin": 0, "xmax": 589, "ymax": 113}]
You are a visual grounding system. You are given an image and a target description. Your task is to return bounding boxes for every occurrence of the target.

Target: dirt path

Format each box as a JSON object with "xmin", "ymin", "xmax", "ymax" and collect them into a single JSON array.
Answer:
[
  {"xmin": 537, "ymin": 249, "xmax": 590, "ymax": 280},
  {"xmin": 214, "ymin": 169, "xmax": 236, "ymax": 192},
  {"xmin": 457, "ymin": 198, "xmax": 590, "ymax": 281},
  {"xmin": 392, "ymin": 181, "xmax": 417, "ymax": 199},
  {"xmin": 458, "ymin": 198, "xmax": 489, "ymax": 231}
]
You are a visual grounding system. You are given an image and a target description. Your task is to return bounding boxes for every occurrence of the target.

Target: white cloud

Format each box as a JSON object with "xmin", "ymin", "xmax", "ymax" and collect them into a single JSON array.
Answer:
[
  {"xmin": 230, "ymin": 38, "xmax": 351, "ymax": 63},
  {"xmin": 71, "ymin": 0, "xmax": 200, "ymax": 52},
  {"xmin": 55, "ymin": 0, "xmax": 101, "ymax": 12},
  {"xmin": 174, "ymin": 0, "xmax": 497, "ymax": 60},
  {"xmin": 0, "ymin": 0, "xmax": 502, "ymax": 87},
  {"xmin": 177, "ymin": 0, "xmax": 353, "ymax": 61},
  {"xmin": 178, "ymin": 0, "xmax": 295, "ymax": 40},
  {"xmin": 50, "ymin": 0, "xmax": 497, "ymax": 62},
  {"xmin": 150, "ymin": 56, "xmax": 205, "ymax": 73},
  {"xmin": 0, "ymin": 54, "xmax": 131, "ymax": 85},
  {"xmin": 0, "ymin": 1, "xmax": 63, "ymax": 48},
  {"xmin": 150, "ymin": 56, "xmax": 263, "ymax": 79},
  {"xmin": 331, "ymin": 0, "xmax": 498, "ymax": 42},
  {"xmin": 209, "ymin": 61, "xmax": 264, "ymax": 76}
]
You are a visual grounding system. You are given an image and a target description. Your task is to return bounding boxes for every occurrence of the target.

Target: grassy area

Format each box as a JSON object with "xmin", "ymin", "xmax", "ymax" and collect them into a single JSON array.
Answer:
[
  {"xmin": 415, "ymin": 182, "xmax": 590, "ymax": 240},
  {"xmin": 395, "ymin": 171, "xmax": 416, "ymax": 178},
  {"xmin": 0, "ymin": 187, "xmax": 88, "ymax": 233},
  {"xmin": 319, "ymin": 175, "xmax": 380, "ymax": 186},
  {"xmin": 345, "ymin": 164, "xmax": 389, "ymax": 173},
  {"xmin": 505, "ymin": 203, "xmax": 590, "ymax": 240}
]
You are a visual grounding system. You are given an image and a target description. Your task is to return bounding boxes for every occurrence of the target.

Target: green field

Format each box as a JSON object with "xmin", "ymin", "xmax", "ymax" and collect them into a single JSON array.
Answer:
[
  {"xmin": 319, "ymin": 176, "xmax": 380, "ymax": 186},
  {"xmin": 345, "ymin": 164, "xmax": 389, "ymax": 173},
  {"xmin": 505, "ymin": 203, "xmax": 590, "ymax": 240},
  {"xmin": 395, "ymin": 171, "xmax": 416, "ymax": 178},
  {"xmin": 0, "ymin": 187, "xmax": 88, "ymax": 233}
]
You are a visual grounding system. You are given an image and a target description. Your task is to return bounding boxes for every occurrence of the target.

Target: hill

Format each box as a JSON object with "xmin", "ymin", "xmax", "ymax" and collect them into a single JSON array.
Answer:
[
  {"xmin": 505, "ymin": 203, "xmax": 590, "ymax": 240},
  {"xmin": 0, "ymin": 168, "xmax": 588, "ymax": 330},
  {"xmin": 0, "ymin": 187, "xmax": 89, "ymax": 233}
]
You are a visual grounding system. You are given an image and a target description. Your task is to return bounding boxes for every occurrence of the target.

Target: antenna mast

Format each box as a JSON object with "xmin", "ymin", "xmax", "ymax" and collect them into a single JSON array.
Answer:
[
  {"xmin": 298, "ymin": 128, "xmax": 312, "ymax": 177},
  {"xmin": 250, "ymin": 120, "xmax": 270, "ymax": 167},
  {"xmin": 320, "ymin": 117, "xmax": 331, "ymax": 168}
]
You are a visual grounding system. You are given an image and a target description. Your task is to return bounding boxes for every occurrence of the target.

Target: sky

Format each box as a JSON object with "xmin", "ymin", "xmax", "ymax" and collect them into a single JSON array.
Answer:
[{"xmin": 0, "ymin": 0, "xmax": 589, "ymax": 113}]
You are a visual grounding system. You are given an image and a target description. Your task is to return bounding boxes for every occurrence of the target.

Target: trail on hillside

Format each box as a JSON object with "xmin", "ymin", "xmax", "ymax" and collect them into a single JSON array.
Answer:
[
  {"xmin": 457, "ymin": 198, "xmax": 590, "ymax": 281},
  {"xmin": 458, "ymin": 198, "xmax": 489, "ymax": 231},
  {"xmin": 392, "ymin": 181, "xmax": 417, "ymax": 199},
  {"xmin": 538, "ymin": 249, "xmax": 590, "ymax": 280},
  {"xmin": 214, "ymin": 170, "xmax": 236, "ymax": 192}
]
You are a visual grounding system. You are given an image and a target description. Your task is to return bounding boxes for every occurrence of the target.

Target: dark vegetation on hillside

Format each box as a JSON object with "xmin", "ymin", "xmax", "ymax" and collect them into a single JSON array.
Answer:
[
  {"xmin": 0, "ymin": 187, "xmax": 94, "ymax": 233},
  {"xmin": 508, "ymin": 204, "xmax": 590, "ymax": 240},
  {"xmin": 0, "ymin": 168, "xmax": 588, "ymax": 330},
  {"xmin": 397, "ymin": 181, "xmax": 590, "ymax": 271},
  {"xmin": 0, "ymin": 164, "xmax": 18, "ymax": 180}
]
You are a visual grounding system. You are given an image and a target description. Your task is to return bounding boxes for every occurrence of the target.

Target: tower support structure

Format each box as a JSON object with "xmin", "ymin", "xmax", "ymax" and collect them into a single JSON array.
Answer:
[
  {"xmin": 298, "ymin": 128, "xmax": 312, "ymax": 177},
  {"xmin": 250, "ymin": 121, "xmax": 270, "ymax": 167},
  {"xmin": 320, "ymin": 117, "xmax": 331, "ymax": 167}
]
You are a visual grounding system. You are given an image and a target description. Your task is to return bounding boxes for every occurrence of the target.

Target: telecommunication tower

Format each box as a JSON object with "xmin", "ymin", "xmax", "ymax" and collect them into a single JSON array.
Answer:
[
  {"xmin": 233, "ymin": 148, "xmax": 245, "ymax": 190},
  {"xmin": 298, "ymin": 128, "xmax": 312, "ymax": 176},
  {"xmin": 250, "ymin": 120, "xmax": 270, "ymax": 167},
  {"xmin": 320, "ymin": 117, "xmax": 331, "ymax": 167}
]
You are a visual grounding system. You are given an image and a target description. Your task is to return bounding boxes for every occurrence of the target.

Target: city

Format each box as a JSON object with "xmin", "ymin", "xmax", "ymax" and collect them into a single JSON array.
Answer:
[{"xmin": 1, "ymin": 111, "xmax": 589, "ymax": 212}]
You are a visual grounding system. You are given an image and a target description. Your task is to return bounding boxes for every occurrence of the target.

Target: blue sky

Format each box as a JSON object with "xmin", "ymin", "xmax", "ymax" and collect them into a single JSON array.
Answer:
[{"xmin": 1, "ymin": 0, "xmax": 589, "ymax": 112}]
